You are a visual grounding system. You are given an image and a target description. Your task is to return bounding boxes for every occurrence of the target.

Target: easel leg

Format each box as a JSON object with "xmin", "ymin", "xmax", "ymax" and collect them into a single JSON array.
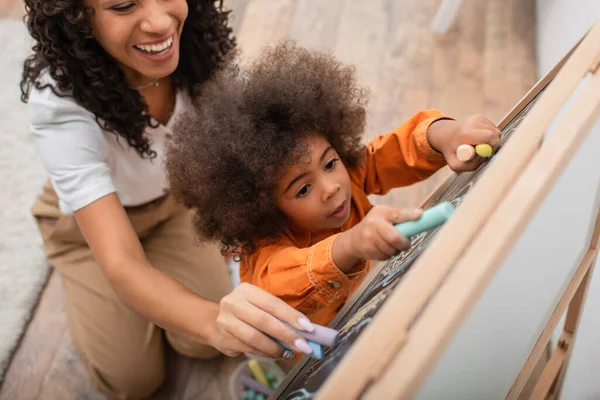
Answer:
[
  {"xmin": 527, "ymin": 210, "xmax": 600, "ymax": 400},
  {"xmin": 548, "ymin": 263, "xmax": 595, "ymax": 400}
]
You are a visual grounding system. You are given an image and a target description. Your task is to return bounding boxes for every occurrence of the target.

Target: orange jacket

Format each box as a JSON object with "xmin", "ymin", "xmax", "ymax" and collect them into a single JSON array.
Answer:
[{"xmin": 240, "ymin": 110, "xmax": 449, "ymax": 326}]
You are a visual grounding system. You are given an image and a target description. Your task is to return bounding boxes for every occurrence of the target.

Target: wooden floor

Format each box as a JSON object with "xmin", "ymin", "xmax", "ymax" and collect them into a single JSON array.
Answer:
[{"xmin": 0, "ymin": 0, "xmax": 537, "ymax": 399}]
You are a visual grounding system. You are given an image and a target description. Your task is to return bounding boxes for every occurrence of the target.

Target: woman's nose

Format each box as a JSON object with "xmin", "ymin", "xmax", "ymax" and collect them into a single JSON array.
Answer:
[{"xmin": 140, "ymin": 1, "xmax": 171, "ymax": 34}]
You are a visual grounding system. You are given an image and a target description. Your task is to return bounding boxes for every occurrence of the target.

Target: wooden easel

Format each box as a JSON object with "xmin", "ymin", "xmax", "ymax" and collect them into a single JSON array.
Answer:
[
  {"xmin": 360, "ymin": 19, "xmax": 600, "ymax": 399},
  {"xmin": 510, "ymin": 212, "xmax": 600, "ymax": 400}
]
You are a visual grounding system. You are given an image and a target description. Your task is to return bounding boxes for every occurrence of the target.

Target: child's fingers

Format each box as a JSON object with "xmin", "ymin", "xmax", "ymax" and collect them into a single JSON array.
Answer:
[
  {"xmin": 482, "ymin": 117, "xmax": 502, "ymax": 137},
  {"xmin": 460, "ymin": 128, "xmax": 501, "ymax": 149},
  {"xmin": 382, "ymin": 207, "xmax": 422, "ymax": 225},
  {"xmin": 448, "ymin": 153, "xmax": 485, "ymax": 172},
  {"xmin": 371, "ymin": 232, "xmax": 402, "ymax": 259},
  {"xmin": 472, "ymin": 114, "xmax": 501, "ymax": 136},
  {"xmin": 377, "ymin": 221, "xmax": 410, "ymax": 252}
]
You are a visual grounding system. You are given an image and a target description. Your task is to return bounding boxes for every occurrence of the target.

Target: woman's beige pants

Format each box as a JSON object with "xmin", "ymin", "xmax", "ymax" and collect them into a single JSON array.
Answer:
[{"xmin": 31, "ymin": 181, "xmax": 232, "ymax": 400}]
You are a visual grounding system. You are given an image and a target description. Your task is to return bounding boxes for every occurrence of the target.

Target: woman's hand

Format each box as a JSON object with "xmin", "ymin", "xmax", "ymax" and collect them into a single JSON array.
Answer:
[
  {"xmin": 426, "ymin": 114, "xmax": 502, "ymax": 172},
  {"xmin": 207, "ymin": 282, "xmax": 316, "ymax": 359}
]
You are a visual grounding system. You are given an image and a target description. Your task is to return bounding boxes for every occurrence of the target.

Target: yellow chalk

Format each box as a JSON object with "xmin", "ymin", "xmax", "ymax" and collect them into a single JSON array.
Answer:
[
  {"xmin": 475, "ymin": 143, "xmax": 493, "ymax": 158},
  {"xmin": 456, "ymin": 144, "xmax": 493, "ymax": 161},
  {"xmin": 248, "ymin": 359, "xmax": 269, "ymax": 386}
]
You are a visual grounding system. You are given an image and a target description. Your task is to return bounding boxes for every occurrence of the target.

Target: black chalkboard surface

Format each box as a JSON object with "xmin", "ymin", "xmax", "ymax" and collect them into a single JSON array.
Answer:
[{"xmin": 273, "ymin": 86, "xmax": 547, "ymax": 400}]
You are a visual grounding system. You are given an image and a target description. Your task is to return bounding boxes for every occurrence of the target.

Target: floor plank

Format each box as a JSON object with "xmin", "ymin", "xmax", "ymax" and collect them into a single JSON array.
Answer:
[
  {"xmin": 333, "ymin": 0, "xmax": 388, "ymax": 114},
  {"xmin": 36, "ymin": 332, "xmax": 107, "ymax": 400},
  {"xmin": 0, "ymin": 273, "xmax": 66, "ymax": 400},
  {"xmin": 368, "ymin": 0, "xmax": 440, "ymax": 209},
  {"xmin": 287, "ymin": 0, "xmax": 345, "ymax": 52},
  {"xmin": 235, "ymin": 0, "xmax": 296, "ymax": 60},
  {"xmin": 223, "ymin": 0, "xmax": 249, "ymax": 37},
  {"xmin": 146, "ymin": 348, "xmax": 194, "ymax": 400}
]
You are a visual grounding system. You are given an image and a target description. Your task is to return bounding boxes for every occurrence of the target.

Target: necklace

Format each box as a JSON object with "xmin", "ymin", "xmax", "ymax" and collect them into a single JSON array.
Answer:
[{"xmin": 134, "ymin": 78, "xmax": 160, "ymax": 91}]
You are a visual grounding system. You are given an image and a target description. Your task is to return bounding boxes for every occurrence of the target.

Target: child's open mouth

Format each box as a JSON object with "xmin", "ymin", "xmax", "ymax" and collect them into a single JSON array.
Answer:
[{"xmin": 329, "ymin": 201, "xmax": 348, "ymax": 219}]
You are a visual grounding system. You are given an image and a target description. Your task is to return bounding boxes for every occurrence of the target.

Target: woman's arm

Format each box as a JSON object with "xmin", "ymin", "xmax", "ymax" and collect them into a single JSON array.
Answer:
[{"xmin": 75, "ymin": 193, "xmax": 315, "ymax": 357}]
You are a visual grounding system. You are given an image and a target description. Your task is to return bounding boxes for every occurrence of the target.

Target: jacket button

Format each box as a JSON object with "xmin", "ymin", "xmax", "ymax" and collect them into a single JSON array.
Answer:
[{"xmin": 328, "ymin": 280, "xmax": 342, "ymax": 289}]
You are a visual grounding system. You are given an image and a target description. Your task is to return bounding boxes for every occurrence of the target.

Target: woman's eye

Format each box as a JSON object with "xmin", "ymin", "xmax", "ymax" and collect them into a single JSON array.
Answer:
[
  {"xmin": 295, "ymin": 184, "xmax": 311, "ymax": 198},
  {"xmin": 111, "ymin": 3, "xmax": 135, "ymax": 12},
  {"xmin": 325, "ymin": 158, "xmax": 339, "ymax": 171}
]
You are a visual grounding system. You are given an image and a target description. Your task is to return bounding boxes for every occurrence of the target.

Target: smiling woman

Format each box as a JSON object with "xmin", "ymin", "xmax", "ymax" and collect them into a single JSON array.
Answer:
[
  {"xmin": 18, "ymin": 1, "xmax": 317, "ymax": 399},
  {"xmin": 88, "ymin": 0, "xmax": 187, "ymax": 88}
]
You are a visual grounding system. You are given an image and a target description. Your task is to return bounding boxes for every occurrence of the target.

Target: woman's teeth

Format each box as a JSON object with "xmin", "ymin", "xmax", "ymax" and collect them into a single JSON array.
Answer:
[{"xmin": 134, "ymin": 36, "xmax": 173, "ymax": 54}]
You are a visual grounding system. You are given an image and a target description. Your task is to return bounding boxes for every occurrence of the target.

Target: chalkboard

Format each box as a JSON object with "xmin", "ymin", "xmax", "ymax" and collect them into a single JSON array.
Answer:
[{"xmin": 274, "ymin": 87, "xmax": 548, "ymax": 400}]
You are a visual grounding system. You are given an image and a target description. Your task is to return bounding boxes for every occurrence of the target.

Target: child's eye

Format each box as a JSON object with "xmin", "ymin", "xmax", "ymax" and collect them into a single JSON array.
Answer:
[
  {"xmin": 324, "ymin": 158, "xmax": 339, "ymax": 171},
  {"xmin": 295, "ymin": 184, "xmax": 311, "ymax": 198},
  {"xmin": 111, "ymin": 2, "xmax": 135, "ymax": 12}
]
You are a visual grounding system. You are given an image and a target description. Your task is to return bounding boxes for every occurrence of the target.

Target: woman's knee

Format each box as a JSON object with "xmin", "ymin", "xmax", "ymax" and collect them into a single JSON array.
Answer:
[
  {"xmin": 85, "ymin": 357, "xmax": 166, "ymax": 400},
  {"xmin": 166, "ymin": 331, "xmax": 222, "ymax": 360}
]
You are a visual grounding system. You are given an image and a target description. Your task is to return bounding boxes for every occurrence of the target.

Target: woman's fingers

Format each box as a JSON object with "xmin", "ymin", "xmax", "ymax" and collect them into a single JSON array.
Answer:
[
  {"xmin": 220, "ymin": 312, "xmax": 284, "ymax": 357},
  {"xmin": 232, "ymin": 283, "xmax": 314, "ymax": 355},
  {"xmin": 239, "ymin": 283, "xmax": 315, "ymax": 333}
]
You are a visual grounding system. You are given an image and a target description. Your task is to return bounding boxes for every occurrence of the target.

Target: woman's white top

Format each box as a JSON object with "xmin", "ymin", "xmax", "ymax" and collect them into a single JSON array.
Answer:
[{"xmin": 28, "ymin": 73, "xmax": 193, "ymax": 214}]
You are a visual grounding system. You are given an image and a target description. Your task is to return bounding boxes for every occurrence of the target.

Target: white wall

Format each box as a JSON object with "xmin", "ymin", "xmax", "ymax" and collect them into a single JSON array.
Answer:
[{"xmin": 536, "ymin": 2, "xmax": 600, "ymax": 399}]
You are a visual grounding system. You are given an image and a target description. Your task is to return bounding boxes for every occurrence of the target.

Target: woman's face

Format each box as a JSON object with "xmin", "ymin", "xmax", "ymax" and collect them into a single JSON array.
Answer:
[{"xmin": 85, "ymin": 0, "xmax": 188, "ymax": 86}]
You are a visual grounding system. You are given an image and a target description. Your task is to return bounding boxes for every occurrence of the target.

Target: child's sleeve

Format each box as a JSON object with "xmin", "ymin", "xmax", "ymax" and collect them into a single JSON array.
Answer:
[
  {"xmin": 240, "ymin": 234, "xmax": 366, "ymax": 315},
  {"xmin": 352, "ymin": 109, "xmax": 452, "ymax": 195}
]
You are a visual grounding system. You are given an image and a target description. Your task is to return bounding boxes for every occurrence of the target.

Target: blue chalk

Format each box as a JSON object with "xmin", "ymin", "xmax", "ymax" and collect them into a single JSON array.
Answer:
[
  {"xmin": 307, "ymin": 341, "xmax": 323, "ymax": 359},
  {"xmin": 269, "ymin": 336, "xmax": 323, "ymax": 359},
  {"xmin": 269, "ymin": 336, "xmax": 292, "ymax": 351},
  {"xmin": 395, "ymin": 202, "xmax": 454, "ymax": 238}
]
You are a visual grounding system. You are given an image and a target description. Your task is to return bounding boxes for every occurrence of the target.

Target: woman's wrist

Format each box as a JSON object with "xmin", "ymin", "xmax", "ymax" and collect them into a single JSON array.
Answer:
[{"xmin": 194, "ymin": 299, "xmax": 220, "ymax": 346}]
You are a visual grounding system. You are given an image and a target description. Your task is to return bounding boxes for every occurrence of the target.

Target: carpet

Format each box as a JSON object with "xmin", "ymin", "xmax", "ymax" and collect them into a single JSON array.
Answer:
[{"xmin": 0, "ymin": 19, "xmax": 52, "ymax": 382}]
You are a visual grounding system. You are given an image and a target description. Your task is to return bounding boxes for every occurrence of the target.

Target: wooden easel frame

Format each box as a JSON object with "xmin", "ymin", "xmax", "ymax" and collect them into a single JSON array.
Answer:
[
  {"xmin": 361, "ymin": 21, "xmax": 600, "ymax": 400},
  {"xmin": 272, "ymin": 19, "xmax": 600, "ymax": 400},
  {"xmin": 519, "ymin": 214, "xmax": 599, "ymax": 400}
]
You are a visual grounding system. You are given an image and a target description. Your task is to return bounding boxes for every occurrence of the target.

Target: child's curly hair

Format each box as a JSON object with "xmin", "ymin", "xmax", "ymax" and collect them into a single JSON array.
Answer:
[{"xmin": 165, "ymin": 40, "xmax": 369, "ymax": 255}]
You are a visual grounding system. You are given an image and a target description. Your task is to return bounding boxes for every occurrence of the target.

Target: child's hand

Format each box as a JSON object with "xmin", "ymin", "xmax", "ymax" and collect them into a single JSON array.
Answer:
[
  {"xmin": 207, "ymin": 282, "xmax": 316, "ymax": 359},
  {"xmin": 426, "ymin": 114, "xmax": 502, "ymax": 172},
  {"xmin": 333, "ymin": 206, "xmax": 422, "ymax": 270}
]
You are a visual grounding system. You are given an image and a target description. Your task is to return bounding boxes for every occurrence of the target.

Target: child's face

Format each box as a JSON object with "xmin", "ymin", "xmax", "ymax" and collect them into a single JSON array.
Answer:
[{"xmin": 276, "ymin": 134, "xmax": 352, "ymax": 231}]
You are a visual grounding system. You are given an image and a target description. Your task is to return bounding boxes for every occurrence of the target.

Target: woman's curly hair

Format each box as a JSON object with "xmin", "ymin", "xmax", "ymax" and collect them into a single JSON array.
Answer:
[
  {"xmin": 166, "ymin": 40, "xmax": 369, "ymax": 255},
  {"xmin": 20, "ymin": 0, "xmax": 235, "ymax": 159}
]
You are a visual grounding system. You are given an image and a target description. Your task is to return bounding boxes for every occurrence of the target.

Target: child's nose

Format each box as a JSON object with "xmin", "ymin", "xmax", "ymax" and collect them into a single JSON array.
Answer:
[{"xmin": 323, "ymin": 181, "xmax": 341, "ymax": 202}]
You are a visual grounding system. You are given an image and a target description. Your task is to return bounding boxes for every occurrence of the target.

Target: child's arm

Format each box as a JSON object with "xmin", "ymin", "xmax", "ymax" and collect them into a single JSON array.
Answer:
[
  {"xmin": 354, "ymin": 111, "xmax": 502, "ymax": 194},
  {"xmin": 242, "ymin": 235, "xmax": 368, "ymax": 316},
  {"xmin": 241, "ymin": 207, "xmax": 422, "ymax": 315},
  {"xmin": 355, "ymin": 109, "xmax": 450, "ymax": 195}
]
